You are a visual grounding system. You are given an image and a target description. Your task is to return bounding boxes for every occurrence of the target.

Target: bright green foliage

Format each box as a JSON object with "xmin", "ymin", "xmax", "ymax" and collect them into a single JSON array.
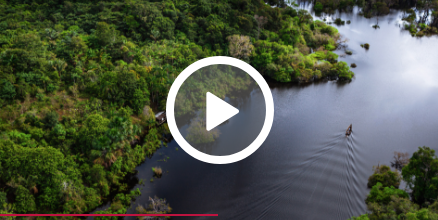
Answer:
[
  {"xmin": 79, "ymin": 113, "xmax": 110, "ymax": 151},
  {"xmin": 334, "ymin": 61, "xmax": 355, "ymax": 80},
  {"xmin": 0, "ymin": 140, "xmax": 96, "ymax": 213},
  {"xmin": 362, "ymin": 182, "xmax": 417, "ymax": 220},
  {"xmin": 402, "ymin": 146, "xmax": 438, "ymax": 205},
  {"xmin": 348, "ymin": 215, "xmax": 370, "ymax": 220},
  {"xmin": 366, "ymin": 182, "xmax": 409, "ymax": 205},
  {"xmin": 6, "ymin": 130, "xmax": 37, "ymax": 148},
  {"xmin": 15, "ymin": 185, "xmax": 36, "ymax": 213},
  {"xmin": 367, "ymin": 165, "xmax": 401, "ymax": 188},
  {"xmin": 251, "ymin": 20, "xmax": 352, "ymax": 82},
  {"xmin": 50, "ymin": 123, "xmax": 66, "ymax": 143},
  {"xmin": 0, "ymin": 191, "xmax": 6, "ymax": 207},
  {"xmin": 94, "ymin": 189, "xmax": 141, "ymax": 220}
]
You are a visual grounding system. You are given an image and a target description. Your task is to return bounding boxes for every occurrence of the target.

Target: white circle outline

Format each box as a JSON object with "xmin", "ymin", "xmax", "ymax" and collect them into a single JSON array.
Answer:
[{"xmin": 166, "ymin": 56, "xmax": 274, "ymax": 164}]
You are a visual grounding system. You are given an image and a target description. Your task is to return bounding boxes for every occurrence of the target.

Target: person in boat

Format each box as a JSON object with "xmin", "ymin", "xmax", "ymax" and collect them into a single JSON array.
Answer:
[{"xmin": 346, "ymin": 124, "xmax": 352, "ymax": 136}]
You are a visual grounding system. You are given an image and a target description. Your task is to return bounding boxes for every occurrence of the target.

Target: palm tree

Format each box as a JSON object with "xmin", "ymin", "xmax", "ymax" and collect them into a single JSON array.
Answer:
[
  {"xmin": 93, "ymin": 149, "xmax": 123, "ymax": 168},
  {"xmin": 48, "ymin": 59, "xmax": 68, "ymax": 79}
]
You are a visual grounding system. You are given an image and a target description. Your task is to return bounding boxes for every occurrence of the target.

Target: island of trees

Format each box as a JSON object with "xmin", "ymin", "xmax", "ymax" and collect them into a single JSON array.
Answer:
[{"xmin": 350, "ymin": 147, "xmax": 438, "ymax": 220}]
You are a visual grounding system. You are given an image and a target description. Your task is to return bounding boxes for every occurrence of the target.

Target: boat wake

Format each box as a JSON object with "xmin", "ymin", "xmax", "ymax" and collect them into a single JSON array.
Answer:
[{"xmin": 252, "ymin": 130, "xmax": 367, "ymax": 220}]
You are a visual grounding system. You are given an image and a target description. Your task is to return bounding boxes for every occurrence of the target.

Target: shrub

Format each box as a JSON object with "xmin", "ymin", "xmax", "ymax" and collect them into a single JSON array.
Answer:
[
  {"xmin": 346, "ymin": 50, "xmax": 352, "ymax": 55},
  {"xmin": 152, "ymin": 167, "xmax": 162, "ymax": 177},
  {"xmin": 350, "ymin": 63, "xmax": 357, "ymax": 68},
  {"xmin": 334, "ymin": 18, "xmax": 345, "ymax": 25},
  {"xmin": 314, "ymin": 2, "xmax": 323, "ymax": 12},
  {"xmin": 0, "ymin": 80, "xmax": 16, "ymax": 100},
  {"xmin": 43, "ymin": 111, "xmax": 59, "ymax": 129},
  {"xmin": 367, "ymin": 164, "xmax": 401, "ymax": 188},
  {"xmin": 364, "ymin": 43, "xmax": 370, "ymax": 49},
  {"xmin": 136, "ymin": 196, "xmax": 172, "ymax": 216},
  {"xmin": 366, "ymin": 182, "xmax": 408, "ymax": 205}
]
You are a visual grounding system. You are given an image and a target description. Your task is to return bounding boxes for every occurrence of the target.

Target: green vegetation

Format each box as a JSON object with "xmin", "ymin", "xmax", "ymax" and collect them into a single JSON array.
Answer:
[
  {"xmin": 367, "ymin": 164, "xmax": 401, "ymax": 188},
  {"xmin": 311, "ymin": 0, "xmax": 438, "ymax": 36},
  {"xmin": 350, "ymin": 147, "xmax": 438, "ymax": 220},
  {"xmin": 0, "ymin": 0, "xmax": 353, "ymax": 214},
  {"xmin": 252, "ymin": 18, "xmax": 355, "ymax": 81},
  {"xmin": 334, "ymin": 18, "xmax": 346, "ymax": 25},
  {"xmin": 136, "ymin": 196, "xmax": 172, "ymax": 219},
  {"xmin": 94, "ymin": 189, "xmax": 141, "ymax": 220},
  {"xmin": 175, "ymin": 65, "xmax": 253, "ymax": 117},
  {"xmin": 403, "ymin": 9, "xmax": 438, "ymax": 36},
  {"xmin": 152, "ymin": 166, "xmax": 163, "ymax": 178}
]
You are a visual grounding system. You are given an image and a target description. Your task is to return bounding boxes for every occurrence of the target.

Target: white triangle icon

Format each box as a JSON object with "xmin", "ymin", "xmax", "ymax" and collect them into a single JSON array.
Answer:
[{"xmin": 206, "ymin": 92, "xmax": 239, "ymax": 131}]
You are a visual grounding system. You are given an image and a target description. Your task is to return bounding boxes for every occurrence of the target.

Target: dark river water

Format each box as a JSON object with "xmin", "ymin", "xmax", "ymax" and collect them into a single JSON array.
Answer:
[{"xmin": 93, "ymin": 5, "xmax": 438, "ymax": 220}]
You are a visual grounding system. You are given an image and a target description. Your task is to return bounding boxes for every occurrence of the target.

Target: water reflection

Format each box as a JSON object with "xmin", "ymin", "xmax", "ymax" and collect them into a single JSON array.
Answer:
[{"xmin": 175, "ymin": 64, "xmax": 266, "ymax": 156}]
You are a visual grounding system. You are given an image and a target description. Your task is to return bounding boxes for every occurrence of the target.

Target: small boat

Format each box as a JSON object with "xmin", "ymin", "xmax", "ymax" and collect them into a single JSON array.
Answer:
[
  {"xmin": 155, "ymin": 111, "xmax": 167, "ymax": 125},
  {"xmin": 346, "ymin": 124, "xmax": 352, "ymax": 136}
]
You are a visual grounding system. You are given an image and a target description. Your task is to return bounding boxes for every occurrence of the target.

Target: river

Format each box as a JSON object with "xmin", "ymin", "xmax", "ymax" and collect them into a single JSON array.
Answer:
[{"xmin": 98, "ymin": 4, "xmax": 438, "ymax": 220}]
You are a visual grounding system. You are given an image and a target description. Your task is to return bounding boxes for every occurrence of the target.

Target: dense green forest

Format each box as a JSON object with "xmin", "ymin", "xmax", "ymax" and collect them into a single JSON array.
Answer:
[
  {"xmin": 311, "ymin": 0, "xmax": 438, "ymax": 36},
  {"xmin": 0, "ymin": 0, "xmax": 353, "ymax": 215},
  {"xmin": 349, "ymin": 147, "xmax": 438, "ymax": 220}
]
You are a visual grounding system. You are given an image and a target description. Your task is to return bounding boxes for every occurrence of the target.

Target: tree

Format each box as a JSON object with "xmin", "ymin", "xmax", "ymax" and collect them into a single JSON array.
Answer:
[
  {"xmin": 136, "ymin": 196, "xmax": 172, "ymax": 220},
  {"xmin": 51, "ymin": 124, "xmax": 66, "ymax": 143},
  {"xmin": 131, "ymin": 89, "xmax": 150, "ymax": 115},
  {"xmin": 298, "ymin": 9, "xmax": 312, "ymax": 24},
  {"xmin": 14, "ymin": 185, "xmax": 36, "ymax": 213},
  {"xmin": 314, "ymin": 2, "xmax": 323, "ymax": 12},
  {"xmin": 366, "ymin": 182, "xmax": 409, "ymax": 205},
  {"xmin": 227, "ymin": 35, "xmax": 254, "ymax": 61},
  {"xmin": 0, "ymin": 80, "xmax": 16, "ymax": 100},
  {"xmin": 365, "ymin": 183, "xmax": 412, "ymax": 220},
  {"xmin": 79, "ymin": 113, "xmax": 110, "ymax": 151},
  {"xmin": 391, "ymin": 151, "xmax": 410, "ymax": 171},
  {"xmin": 43, "ymin": 111, "xmax": 59, "ymax": 129},
  {"xmin": 254, "ymin": 15, "xmax": 268, "ymax": 40},
  {"xmin": 402, "ymin": 146, "xmax": 438, "ymax": 205},
  {"xmin": 367, "ymin": 164, "xmax": 401, "ymax": 188},
  {"xmin": 96, "ymin": 22, "xmax": 118, "ymax": 47}
]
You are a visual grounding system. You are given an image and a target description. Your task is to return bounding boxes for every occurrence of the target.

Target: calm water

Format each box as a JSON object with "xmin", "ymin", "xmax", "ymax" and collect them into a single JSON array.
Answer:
[{"xmin": 98, "ymin": 6, "xmax": 438, "ymax": 220}]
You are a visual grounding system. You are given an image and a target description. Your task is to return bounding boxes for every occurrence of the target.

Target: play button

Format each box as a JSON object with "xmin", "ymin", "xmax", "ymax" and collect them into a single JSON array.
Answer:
[
  {"xmin": 166, "ymin": 56, "xmax": 274, "ymax": 164},
  {"xmin": 206, "ymin": 92, "xmax": 239, "ymax": 131}
]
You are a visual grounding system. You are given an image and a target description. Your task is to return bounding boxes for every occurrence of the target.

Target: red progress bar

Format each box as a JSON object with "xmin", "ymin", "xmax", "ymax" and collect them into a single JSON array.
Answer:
[{"xmin": 0, "ymin": 214, "xmax": 218, "ymax": 216}]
